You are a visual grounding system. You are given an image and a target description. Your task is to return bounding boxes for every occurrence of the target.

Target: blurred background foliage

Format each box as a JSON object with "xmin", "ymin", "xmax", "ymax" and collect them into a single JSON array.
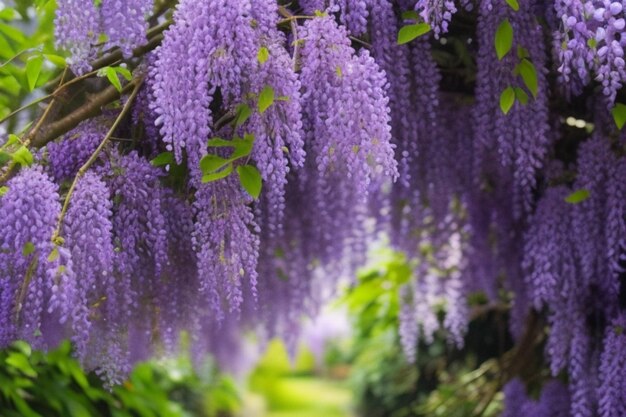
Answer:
[
  {"xmin": 0, "ymin": 248, "xmax": 511, "ymax": 416},
  {"xmin": 0, "ymin": 0, "xmax": 66, "ymax": 134},
  {"xmin": 0, "ymin": 339, "xmax": 240, "ymax": 417}
]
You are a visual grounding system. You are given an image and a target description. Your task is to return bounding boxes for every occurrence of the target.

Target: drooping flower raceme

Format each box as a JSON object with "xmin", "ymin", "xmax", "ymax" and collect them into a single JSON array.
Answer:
[
  {"xmin": 192, "ymin": 177, "xmax": 260, "ymax": 319},
  {"xmin": 55, "ymin": 0, "xmax": 150, "ymax": 74},
  {"xmin": 63, "ymin": 172, "xmax": 115, "ymax": 361},
  {"xmin": 0, "ymin": 168, "xmax": 73, "ymax": 349},
  {"xmin": 55, "ymin": 0, "xmax": 101, "ymax": 74},
  {"xmin": 47, "ymin": 119, "xmax": 109, "ymax": 182}
]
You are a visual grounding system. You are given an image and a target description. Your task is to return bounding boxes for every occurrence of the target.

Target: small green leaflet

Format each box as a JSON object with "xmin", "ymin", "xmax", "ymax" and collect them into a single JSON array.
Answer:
[
  {"xmin": 565, "ymin": 189, "xmax": 590, "ymax": 204},
  {"xmin": 202, "ymin": 163, "xmax": 233, "ymax": 183},
  {"xmin": 6, "ymin": 134, "xmax": 21, "ymax": 146},
  {"xmin": 0, "ymin": 23, "xmax": 26, "ymax": 43},
  {"xmin": 401, "ymin": 10, "xmax": 419, "ymax": 21},
  {"xmin": 0, "ymin": 186, "xmax": 8, "ymax": 196},
  {"xmin": 258, "ymin": 86, "xmax": 275, "ymax": 114},
  {"xmin": 500, "ymin": 86, "xmax": 515, "ymax": 115},
  {"xmin": 611, "ymin": 103, "xmax": 626, "ymax": 129},
  {"xmin": 517, "ymin": 46, "xmax": 529, "ymax": 59},
  {"xmin": 505, "ymin": 0, "xmax": 519, "ymax": 11},
  {"xmin": 200, "ymin": 154, "xmax": 230, "ymax": 173},
  {"xmin": 22, "ymin": 242, "xmax": 35, "ymax": 257},
  {"xmin": 100, "ymin": 66, "xmax": 131, "ymax": 92},
  {"xmin": 47, "ymin": 247, "xmax": 59, "ymax": 262},
  {"xmin": 235, "ymin": 103, "xmax": 252, "ymax": 127},
  {"xmin": 44, "ymin": 53, "xmax": 67, "ymax": 68},
  {"xmin": 237, "ymin": 165, "xmax": 262, "ymax": 199},
  {"xmin": 12, "ymin": 146, "xmax": 33, "ymax": 167},
  {"xmin": 103, "ymin": 67, "xmax": 121, "ymax": 91},
  {"xmin": 115, "ymin": 66, "xmax": 132, "ymax": 81},
  {"xmin": 25, "ymin": 55, "xmax": 43, "ymax": 91},
  {"xmin": 0, "ymin": 151, "xmax": 11, "ymax": 167},
  {"xmin": 257, "ymin": 46, "xmax": 269, "ymax": 64},
  {"xmin": 397, "ymin": 23, "xmax": 431, "ymax": 45},
  {"xmin": 518, "ymin": 59, "xmax": 538, "ymax": 98},
  {"xmin": 495, "ymin": 19, "xmax": 513, "ymax": 60},
  {"xmin": 207, "ymin": 134, "xmax": 254, "ymax": 157},
  {"xmin": 150, "ymin": 152, "xmax": 174, "ymax": 167},
  {"xmin": 207, "ymin": 137, "xmax": 236, "ymax": 147},
  {"xmin": 514, "ymin": 87, "xmax": 529, "ymax": 105}
]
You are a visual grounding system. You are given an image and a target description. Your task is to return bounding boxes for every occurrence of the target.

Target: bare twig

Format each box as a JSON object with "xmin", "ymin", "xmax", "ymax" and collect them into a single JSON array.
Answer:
[{"xmin": 51, "ymin": 80, "xmax": 144, "ymax": 241}]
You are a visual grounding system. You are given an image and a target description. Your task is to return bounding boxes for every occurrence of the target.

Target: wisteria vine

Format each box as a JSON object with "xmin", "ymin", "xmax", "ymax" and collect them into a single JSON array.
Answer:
[{"xmin": 1, "ymin": 0, "xmax": 626, "ymax": 416}]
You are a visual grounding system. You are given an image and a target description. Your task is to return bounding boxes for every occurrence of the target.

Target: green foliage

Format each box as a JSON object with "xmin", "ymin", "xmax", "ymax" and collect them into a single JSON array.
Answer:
[
  {"xmin": 0, "ymin": 340, "xmax": 240, "ymax": 417},
  {"xmin": 258, "ymin": 85, "xmax": 275, "ymax": 114},
  {"xmin": 517, "ymin": 59, "xmax": 538, "ymax": 98},
  {"xmin": 99, "ymin": 66, "xmax": 132, "ymax": 92},
  {"xmin": 500, "ymin": 87, "xmax": 515, "ymax": 115},
  {"xmin": 565, "ymin": 188, "xmax": 591, "ymax": 204},
  {"xmin": 495, "ymin": 19, "xmax": 513, "ymax": 60},
  {"xmin": 0, "ymin": 1, "xmax": 64, "ymax": 127},
  {"xmin": 257, "ymin": 47, "xmax": 269, "ymax": 64},
  {"xmin": 11, "ymin": 145, "xmax": 33, "ymax": 167},
  {"xmin": 236, "ymin": 165, "xmax": 262, "ymax": 199},
  {"xmin": 340, "ymin": 250, "xmax": 506, "ymax": 417},
  {"xmin": 151, "ymin": 151, "xmax": 176, "ymax": 167},
  {"xmin": 397, "ymin": 23, "xmax": 431, "ymax": 45},
  {"xmin": 611, "ymin": 102, "xmax": 626, "ymax": 129},
  {"xmin": 505, "ymin": 0, "xmax": 520, "ymax": 11}
]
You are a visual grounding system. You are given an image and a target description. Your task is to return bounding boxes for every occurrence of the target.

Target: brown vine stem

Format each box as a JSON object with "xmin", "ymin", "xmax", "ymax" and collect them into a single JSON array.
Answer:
[
  {"xmin": 278, "ymin": 6, "xmax": 303, "ymax": 72},
  {"xmin": 51, "ymin": 79, "xmax": 143, "ymax": 243}
]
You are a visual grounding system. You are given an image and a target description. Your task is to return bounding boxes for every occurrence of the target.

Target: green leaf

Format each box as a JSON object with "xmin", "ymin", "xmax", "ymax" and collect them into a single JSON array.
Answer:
[
  {"xmin": 258, "ymin": 85, "xmax": 275, "ymax": 114},
  {"xmin": 202, "ymin": 163, "xmax": 233, "ymax": 183},
  {"xmin": 6, "ymin": 352, "xmax": 37, "ymax": 378},
  {"xmin": 44, "ymin": 54, "xmax": 66, "ymax": 68},
  {"xmin": 519, "ymin": 58, "xmax": 538, "ymax": 98},
  {"xmin": 257, "ymin": 46, "xmax": 269, "ymax": 64},
  {"xmin": 7, "ymin": 134, "xmax": 21, "ymax": 146},
  {"xmin": 115, "ymin": 66, "xmax": 132, "ymax": 81},
  {"xmin": 565, "ymin": 189, "xmax": 590, "ymax": 204},
  {"xmin": 150, "ymin": 152, "xmax": 174, "ymax": 167},
  {"xmin": 12, "ymin": 146, "xmax": 33, "ymax": 167},
  {"xmin": 514, "ymin": 87, "xmax": 529, "ymax": 105},
  {"xmin": 516, "ymin": 46, "xmax": 529, "ymax": 59},
  {"xmin": 200, "ymin": 154, "xmax": 230, "ymax": 174},
  {"xmin": 22, "ymin": 242, "xmax": 35, "ymax": 257},
  {"xmin": 207, "ymin": 137, "xmax": 235, "ymax": 147},
  {"xmin": 401, "ymin": 10, "xmax": 419, "ymax": 21},
  {"xmin": 236, "ymin": 165, "xmax": 262, "ymax": 199},
  {"xmin": 0, "ymin": 186, "xmax": 8, "ymax": 196},
  {"xmin": 397, "ymin": 23, "xmax": 431, "ymax": 45},
  {"xmin": 495, "ymin": 19, "xmax": 513, "ymax": 60},
  {"xmin": 500, "ymin": 86, "xmax": 515, "ymax": 115},
  {"xmin": 235, "ymin": 103, "xmax": 252, "ymax": 127},
  {"xmin": 47, "ymin": 247, "xmax": 59, "ymax": 262},
  {"xmin": 0, "ymin": 23, "xmax": 25, "ymax": 43},
  {"xmin": 611, "ymin": 103, "xmax": 626, "ymax": 129},
  {"xmin": 26, "ymin": 55, "xmax": 43, "ymax": 91},
  {"xmin": 0, "ymin": 8, "xmax": 16, "ymax": 20},
  {"xmin": 103, "ymin": 67, "xmax": 122, "ymax": 92},
  {"xmin": 231, "ymin": 134, "xmax": 255, "ymax": 159},
  {"xmin": 505, "ymin": 0, "xmax": 519, "ymax": 11},
  {"xmin": 0, "ymin": 151, "xmax": 12, "ymax": 167}
]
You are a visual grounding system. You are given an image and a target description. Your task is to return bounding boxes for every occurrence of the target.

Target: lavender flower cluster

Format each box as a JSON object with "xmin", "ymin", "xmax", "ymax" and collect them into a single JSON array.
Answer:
[
  {"xmin": 55, "ymin": 0, "xmax": 151, "ymax": 74},
  {"xmin": 0, "ymin": 2, "xmax": 623, "ymax": 415}
]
